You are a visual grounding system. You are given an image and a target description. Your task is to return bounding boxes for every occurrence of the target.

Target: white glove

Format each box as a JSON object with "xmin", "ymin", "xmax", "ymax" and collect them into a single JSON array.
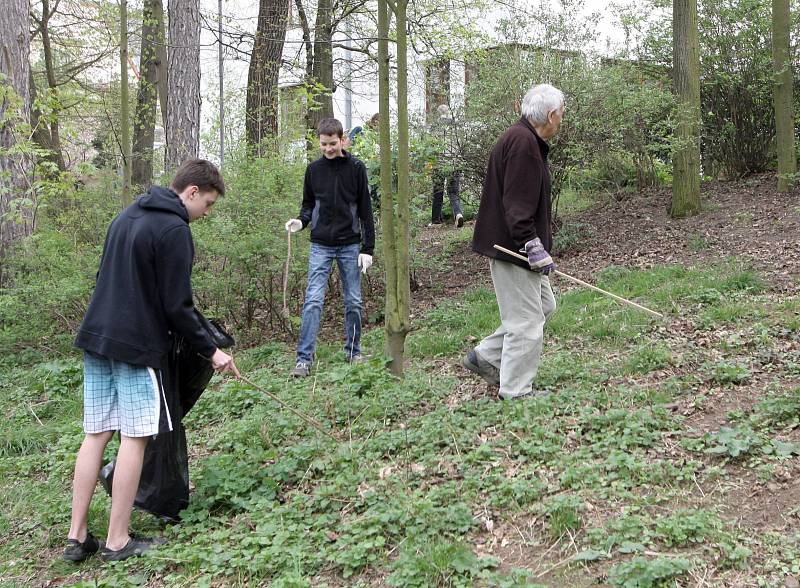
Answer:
[
  {"xmin": 285, "ymin": 219, "xmax": 303, "ymax": 233},
  {"xmin": 358, "ymin": 253, "xmax": 373, "ymax": 274}
]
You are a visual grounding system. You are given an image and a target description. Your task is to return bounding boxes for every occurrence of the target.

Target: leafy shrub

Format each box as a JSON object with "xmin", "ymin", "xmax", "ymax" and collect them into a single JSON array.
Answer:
[
  {"xmin": 692, "ymin": 426, "xmax": 762, "ymax": 459},
  {"xmin": 623, "ymin": 0, "xmax": 784, "ymax": 177},
  {"xmin": 0, "ymin": 150, "xmax": 309, "ymax": 351},
  {"xmin": 753, "ymin": 388, "xmax": 800, "ymax": 429},
  {"xmin": 544, "ymin": 494, "xmax": 584, "ymax": 538},
  {"xmin": 388, "ymin": 540, "xmax": 497, "ymax": 587},
  {"xmin": 654, "ymin": 509, "xmax": 724, "ymax": 547},
  {"xmin": 552, "ymin": 220, "xmax": 592, "ymax": 255},
  {"xmin": 608, "ymin": 556, "xmax": 694, "ymax": 588},
  {"xmin": 703, "ymin": 361, "xmax": 751, "ymax": 385}
]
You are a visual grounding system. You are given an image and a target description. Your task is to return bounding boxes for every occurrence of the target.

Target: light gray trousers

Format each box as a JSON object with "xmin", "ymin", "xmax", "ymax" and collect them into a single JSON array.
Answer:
[{"xmin": 475, "ymin": 259, "xmax": 557, "ymax": 399}]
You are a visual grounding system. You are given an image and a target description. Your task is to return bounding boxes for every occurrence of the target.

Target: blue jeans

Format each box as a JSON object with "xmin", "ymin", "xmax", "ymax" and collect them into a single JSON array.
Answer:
[{"xmin": 296, "ymin": 242, "xmax": 363, "ymax": 363}]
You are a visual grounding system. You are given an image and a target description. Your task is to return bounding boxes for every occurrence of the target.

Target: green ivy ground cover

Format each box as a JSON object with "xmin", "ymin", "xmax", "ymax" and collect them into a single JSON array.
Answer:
[{"xmin": 2, "ymin": 260, "xmax": 800, "ymax": 587}]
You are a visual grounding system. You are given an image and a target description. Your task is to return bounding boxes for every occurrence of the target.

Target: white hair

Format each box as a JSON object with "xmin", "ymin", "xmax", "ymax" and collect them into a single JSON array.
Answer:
[{"xmin": 521, "ymin": 84, "xmax": 565, "ymax": 124}]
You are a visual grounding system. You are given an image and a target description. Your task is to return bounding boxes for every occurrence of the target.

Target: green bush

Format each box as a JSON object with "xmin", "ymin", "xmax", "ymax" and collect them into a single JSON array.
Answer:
[
  {"xmin": 459, "ymin": 46, "xmax": 675, "ymax": 203},
  {"xmin": 608, "ymin": 556, "xmax": 694, "ymax": 588},
  {"xmin": 622, "ymin": 0, "xmax": 788, "ymax": 177},
  {"xmin": 0, "ymin": 151, "xmax": 308, "ymax": 351},
  {"xmin": 0, "ymin": 171, "xmax": 120, "ymax": 352}
]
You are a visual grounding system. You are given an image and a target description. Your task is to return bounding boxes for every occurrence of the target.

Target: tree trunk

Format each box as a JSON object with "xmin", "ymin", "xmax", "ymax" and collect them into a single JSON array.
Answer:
[
  {"xmin": 308, "ymin": 0, "xmax": 334, "ymax": 132},
  {"xmin": 0, "ymin": 0, "xmax": 32, "ymax": 260},
  {"xmin": 39, "ymin": 0, "xmax": 67, "ymax": 171},
  {"xmin": 28, "ymin": 68, "xmax": 60, "ymax": 170},
  {"xmin": 154, "ymin": 0, "xmax": 168, "ymax": 130},
  {"xmin": 671, "ymin": 0, "xmax": 702, "ymax": 218},
  {"xmin": 120, "ymin": 0, "xmax": 133, "ymax": 206},
  {"xmin": 377, "ymin": 0, "xmax": 408, "ymax": 375},
  {"xmin": 772, "ymin": 0, "xmax": 796, "ymax": 192},
  {"xmin": 389, "ymin": 0, "xmax": 411, "ymax": 376},
  {"xmin": 245, "ymin": 0, "xmax": 290, "ymax": 155},
  {"xmin": 166, "ymin": 0, "xmax": 201, "ymax": 172},
  {"xmin": 132, "ymin": 0, "xmax": 163, "ymax": 189}
]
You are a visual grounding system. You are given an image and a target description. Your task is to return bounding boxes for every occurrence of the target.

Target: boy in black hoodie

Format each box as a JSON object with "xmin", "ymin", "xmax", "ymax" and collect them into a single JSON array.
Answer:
[
  {"xmin": 64, "ymin": 159, "xmax": 239, "ymax": 563},
  {"xmin": 285, "ymin": 118, "xmax": 375, "ymax": 377}
]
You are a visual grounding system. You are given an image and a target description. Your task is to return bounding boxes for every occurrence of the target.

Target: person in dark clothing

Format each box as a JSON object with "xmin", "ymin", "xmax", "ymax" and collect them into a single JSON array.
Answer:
[
  {"xmin": 285, "ymin": 118, "xmax": 376, "ymax": 377},
  {"xmin": 64, "ymin": 159, "xmax": 239, "ymax": 563},
  {"xmin": 462, "ymin": 84, "xmax": 565, "ymax": 400},
  {"xmin": 429, "ymin": 104, "xmax": 464, "ymax": 227}
]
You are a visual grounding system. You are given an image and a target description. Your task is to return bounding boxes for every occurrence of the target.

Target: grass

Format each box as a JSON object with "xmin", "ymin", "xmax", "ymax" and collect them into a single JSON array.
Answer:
[{"xmin": 2, "ymin": 260, "xmax": 800, "ymax": 587}]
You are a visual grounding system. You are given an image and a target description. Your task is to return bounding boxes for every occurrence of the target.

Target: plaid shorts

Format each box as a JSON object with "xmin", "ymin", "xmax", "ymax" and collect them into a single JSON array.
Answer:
[{"xmin": 83, "ymin": 352, "xmax": 172, "ymax": 437}]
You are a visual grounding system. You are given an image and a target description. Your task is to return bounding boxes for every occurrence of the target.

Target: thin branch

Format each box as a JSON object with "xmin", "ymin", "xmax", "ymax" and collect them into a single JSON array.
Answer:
[{"xmin": 294, "ymin": 0, "xmax": 314, "ymax": 76}]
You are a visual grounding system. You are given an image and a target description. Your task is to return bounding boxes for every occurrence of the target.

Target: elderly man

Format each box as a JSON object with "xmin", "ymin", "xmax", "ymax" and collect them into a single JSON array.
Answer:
[{"xmin": 462, "ymin": 83, "xmax": 565, "ymax": 400}]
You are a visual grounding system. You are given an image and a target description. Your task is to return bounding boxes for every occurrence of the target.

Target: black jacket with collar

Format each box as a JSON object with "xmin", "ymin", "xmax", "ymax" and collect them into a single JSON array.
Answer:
[
  {"xmin": 298, "ymin": 151, "xmax": 375, "ymax": 255},
  {"xmin": 75, "ymin": 186, "xmax": 217, "ymax": 369}
]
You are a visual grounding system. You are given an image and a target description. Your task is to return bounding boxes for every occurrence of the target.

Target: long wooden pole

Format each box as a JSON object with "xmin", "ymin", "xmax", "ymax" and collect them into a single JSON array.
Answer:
[{"xmin": 492, "ymin": 245, "xmax": 664, "ymax": 319}]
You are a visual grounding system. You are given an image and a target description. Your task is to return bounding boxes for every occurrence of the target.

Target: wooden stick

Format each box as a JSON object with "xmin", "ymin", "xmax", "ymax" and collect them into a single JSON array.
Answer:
[
  {"xmin": 238, "ymin": 374, "xmax": 343, "ymax": 442},
  {"xmin": 492, "ymin": 244, "xmax": 665, "ymax": 319}
]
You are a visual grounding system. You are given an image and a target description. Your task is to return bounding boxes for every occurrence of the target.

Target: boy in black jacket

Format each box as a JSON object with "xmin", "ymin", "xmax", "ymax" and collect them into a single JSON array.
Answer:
[
  {"xmin": 64, "ymin": 159, "xmax": 239, "ymax": 563},
  {"xmin": 285, "ymin": 118, "xmax": 375, "ymax": 377}
]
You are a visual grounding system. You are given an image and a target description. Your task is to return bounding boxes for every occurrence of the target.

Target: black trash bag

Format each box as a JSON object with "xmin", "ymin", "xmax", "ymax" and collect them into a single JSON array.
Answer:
[
  {"xmin": 99, "ymin": 423, "xmax": 189, "ymax": 522},
  {"xmin": 99, "ymin": 313, "xmax": 234, "ymax": 521},
  {"xmin": 179, "ymin": 312, "xmax": 234, "ymax": 414}
]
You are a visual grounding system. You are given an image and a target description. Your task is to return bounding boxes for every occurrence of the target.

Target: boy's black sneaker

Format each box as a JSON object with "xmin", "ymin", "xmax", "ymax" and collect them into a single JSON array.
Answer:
[{"xmin": 63, "ymin": 532, "xmax": 102, "ymax": 562}]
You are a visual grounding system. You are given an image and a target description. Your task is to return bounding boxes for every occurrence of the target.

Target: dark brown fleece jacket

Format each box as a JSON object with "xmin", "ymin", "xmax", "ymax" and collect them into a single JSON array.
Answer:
[{"xmin": 472, "ymin": 117, "xmax": 552, "ymax": 270}]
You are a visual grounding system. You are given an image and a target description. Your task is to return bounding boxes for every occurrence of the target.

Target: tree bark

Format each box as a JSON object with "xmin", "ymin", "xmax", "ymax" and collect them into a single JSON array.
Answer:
[
  {"xmin": 671, "ymin": 0, "xmax": 702, "ymax": 218},
  {"xmin": 28, "ymin": 68, "xmax": 60, "ymax": 169},
  {"xmin": 166, "ymin": 0, "xmax": 201, "ymax": 172},
  {"xmin": 0, "ymin": 0, "xmax": 32, "ymax": 258},
  {"xmin": 120, "ymin": 0, "xmax": 133, "ymax": 206},
  {"xmin": 389, "ymin": 0, "xmax": 411, "ymax": 376},
  {"xmin": 377, "ymin": 0, "xmax": 410, "ymax": 375},
  {"xmin": 154, "ymin": 0, "xmax": 168, "ymax": 130},
  {"xmin": 132, "ymin": 0, "xmax": 163, "ymax": 189},
  {"xmin": 38, "ymin": 0, "xmax": 67, "ymax": 171},
  {"xmin": 772, "ymin": 0, "xmax": 796, "ymax": 192},
  {"xmin": 308, "ymin": 0, "xmax": 334, "ymax": 132},
  {"xmin": 245, "ymin": 0, "xmax": 290, "ymax": 155}
]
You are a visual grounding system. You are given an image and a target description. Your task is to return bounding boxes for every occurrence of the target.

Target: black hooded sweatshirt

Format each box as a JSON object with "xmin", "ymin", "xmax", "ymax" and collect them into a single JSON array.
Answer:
[
  {"xmin": 298, "ymin": 151, "xmax": 375, "ymax": 255},
  {"xmin": 75, "ymin": 186, "xmax": 217, "ymax": 369}
]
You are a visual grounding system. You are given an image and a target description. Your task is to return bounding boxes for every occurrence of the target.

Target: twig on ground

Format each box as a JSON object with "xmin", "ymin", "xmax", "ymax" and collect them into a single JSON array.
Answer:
[
  {"xmin": 26, "ymin": 403, "xmax": 43, "ymax": 426},
  {"xmin": 238, "ymin": 374, "xmax": 342, "ymax": 442}
]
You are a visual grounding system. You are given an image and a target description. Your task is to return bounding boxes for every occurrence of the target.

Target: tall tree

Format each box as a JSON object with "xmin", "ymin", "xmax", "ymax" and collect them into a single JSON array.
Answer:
[
  {"xmin": 120, "ymin": 0, "xmax": 132, "ymax": 206},
  {"xmin": 32, "ymin": 0, "xmax": 67, "ymax": 171},
  {"xmin": 309, "ymin": 0, "xmax": 335, "ymax": 130},
  {"xmin": 132, "ymin": 0, "xmax": 164, "ymax": 188},
  {"xmin": 0, "ymin": 0, "xmax": 32, "ymax": 257},
  {"xmin": 295, "ymin": 0, "xmax": 369, "ymax": 136},
  {"xmin": 377, "ymin": 0, "xmax": 395, "ymax": 367},
  {"xmin": 245, "ymin": 0, "xmax": 290, "ymax": 154},
  {"xmin": 377, "ymin": 0, "xmax": 411, "ymax": 375},
  {"xmin": 772, "ymin": 0, "xmax": 796, "ymax": 192},
  {"xmin": 166, "ymin": 0, "xmax": 200, "ymax": 172},
  {"xmin": 28, "ymin": 69, "xmax": 60, "ymax": 169},
  {"xmin": 671, "ymin": 0, "xmax": 702, "ymax": 217}
]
